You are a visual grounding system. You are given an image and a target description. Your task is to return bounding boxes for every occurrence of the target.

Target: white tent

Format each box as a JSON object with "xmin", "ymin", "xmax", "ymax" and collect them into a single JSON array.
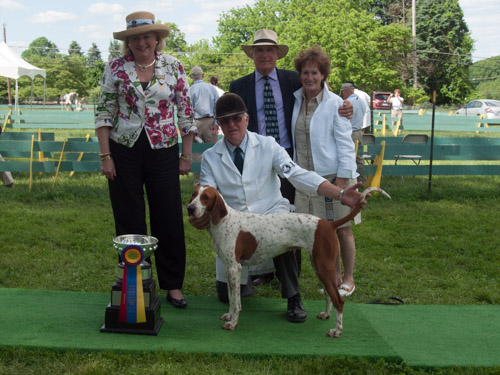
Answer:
[{"xmin": 0, "ymin": 41, "xmax": 46, "ymax": 110}]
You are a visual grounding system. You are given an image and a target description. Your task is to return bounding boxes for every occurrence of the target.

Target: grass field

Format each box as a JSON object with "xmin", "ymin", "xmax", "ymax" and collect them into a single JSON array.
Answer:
[{"xmin": 1, "ymin": 167, "xmax": 499, "ymax": 374}]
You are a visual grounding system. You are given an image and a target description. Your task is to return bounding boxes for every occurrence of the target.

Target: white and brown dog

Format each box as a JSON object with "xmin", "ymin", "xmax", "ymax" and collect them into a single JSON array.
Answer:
[{"xmin": 187, "ymin": 185, "xmax": 389, "ymax": 338}]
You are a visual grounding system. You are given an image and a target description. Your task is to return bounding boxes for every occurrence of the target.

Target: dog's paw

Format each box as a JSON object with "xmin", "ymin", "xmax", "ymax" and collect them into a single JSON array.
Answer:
[
  {"xmin": 220, "ymin": 313, "xmax": 231, "ymax": 321},
  {"xmin": 222, "ymin": 321, "xmax": 237, "ymax": 331},
  {"xmin": 327, "ymin": 328, "xmax": 342, "ymax": 338},
  {"xmin": 317, "ymin": 312, "xmax": 331, "ymax": 320}
]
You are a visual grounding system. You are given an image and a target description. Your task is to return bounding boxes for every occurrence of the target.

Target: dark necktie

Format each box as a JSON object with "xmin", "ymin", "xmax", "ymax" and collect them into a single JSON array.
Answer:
[
  {"xmin": 234, "ymin": 147, "xmax": 244, "ymax": 174},
  {"xmin": 263, "ymin": 76, "xmax": 280, "ymax": 144}
]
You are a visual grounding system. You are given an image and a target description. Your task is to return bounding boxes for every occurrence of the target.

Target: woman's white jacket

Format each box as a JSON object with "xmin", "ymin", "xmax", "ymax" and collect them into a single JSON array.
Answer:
[{"xmin": 291, "ymin": 85, "xmax": 358, "ymax": 179}]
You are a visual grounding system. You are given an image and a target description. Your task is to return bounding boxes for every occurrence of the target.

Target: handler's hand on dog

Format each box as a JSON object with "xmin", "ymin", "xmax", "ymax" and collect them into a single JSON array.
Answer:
[{"xmin": 188, "ymin": 214, "xmax": 210, "ymax": 230}]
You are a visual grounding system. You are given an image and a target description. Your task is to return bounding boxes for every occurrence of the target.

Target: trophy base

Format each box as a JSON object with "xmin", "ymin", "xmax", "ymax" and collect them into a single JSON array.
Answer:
[{"xmin": 100, "ymin": 297, "xmax": 164, "ymax": 336}]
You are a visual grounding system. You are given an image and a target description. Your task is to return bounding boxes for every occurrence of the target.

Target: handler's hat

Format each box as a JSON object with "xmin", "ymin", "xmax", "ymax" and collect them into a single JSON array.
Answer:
[
  {"xmin": 216, "ymin": 93, "xmax": 248, "ymax": 120},
  {"xmin": 241, "ymin": 29, "xmax": 289, "ymax": 60},
  {"xmin": 113, "ymin": 11, "xmax": 170, "ymax": 41}
]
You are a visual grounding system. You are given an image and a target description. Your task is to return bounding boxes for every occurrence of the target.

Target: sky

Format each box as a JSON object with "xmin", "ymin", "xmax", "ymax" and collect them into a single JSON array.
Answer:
[{"xmin": 0, "ymin": 0, "xmax": 499, "ymax": 62}]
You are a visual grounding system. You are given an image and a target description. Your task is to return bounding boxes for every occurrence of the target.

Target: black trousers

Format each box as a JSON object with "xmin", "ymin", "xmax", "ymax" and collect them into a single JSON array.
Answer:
[
  {"xmin": 271, "ymin": 147, "xmax": 301, "ymax": 298},
  {"xmin": 108, "ymin": 130, "xmax": 186, "ymax": 291}
]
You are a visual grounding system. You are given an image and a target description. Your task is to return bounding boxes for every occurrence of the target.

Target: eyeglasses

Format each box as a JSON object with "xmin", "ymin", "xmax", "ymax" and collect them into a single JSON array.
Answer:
[{"xmin": 217, "ymin": 114, "xmax": 246, "ymax": 126}]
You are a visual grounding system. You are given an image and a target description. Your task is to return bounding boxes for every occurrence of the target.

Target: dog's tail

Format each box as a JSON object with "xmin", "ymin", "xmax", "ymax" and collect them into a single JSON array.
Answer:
[{"xmin": 330, "ymin": 187, "xmax": 391, "ymax": 228}]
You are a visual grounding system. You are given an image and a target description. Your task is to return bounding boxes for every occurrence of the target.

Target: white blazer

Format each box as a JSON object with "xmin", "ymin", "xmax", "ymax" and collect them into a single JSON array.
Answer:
[
  {"xmin": 200, "ymin": 131, "xmax": 325, "ymax": 215},
  {"xmin": 291, "ymin": 85, "xmax": 358, "ymax": 179}
]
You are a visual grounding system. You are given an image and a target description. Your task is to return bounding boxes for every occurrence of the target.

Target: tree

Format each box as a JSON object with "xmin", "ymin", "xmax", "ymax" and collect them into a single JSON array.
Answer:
[
  {"xmin": 85, "ymin": 59, "xmax": 106, "ymax": 97},
  {"xmin": 21, "ymin": 37, "xmax": 59, "ymax": 60},
  {"xmin": 469, "ymin": 56, "xmax": 500, "ymax": 100},
  {"xmin": 355, "ymin": 0, "xmax": 413, "ymax": 26},
  {"xmin": 68, "ymin": 41, "xmax": 83, "ymax": 57},
  {"xmin": 16, "ymin": 54, "xmax": 88, "ymax": 101},
  {"xmin": 108, "ymin": 40, "xmax": 121, "ymax": 61},
  {"xmin": 157, "ymin": 21, "xmax": 187, "ymax": 52},
  {"xmin": 215, "ymin": 1, "xmax": 288, "ymax": 54},
  {"xmin": 87, "ymin": 43, "xmax": 102, "ymax": 67},
  {"xmin": 415, "ymin": 0, "xmax": 474, "ymax": 104}
]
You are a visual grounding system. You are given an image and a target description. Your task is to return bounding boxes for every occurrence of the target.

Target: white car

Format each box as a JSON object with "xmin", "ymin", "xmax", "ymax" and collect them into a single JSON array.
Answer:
[{"xmin": 456, "ymin": 99, "xmax": 500, "ymax": 119}]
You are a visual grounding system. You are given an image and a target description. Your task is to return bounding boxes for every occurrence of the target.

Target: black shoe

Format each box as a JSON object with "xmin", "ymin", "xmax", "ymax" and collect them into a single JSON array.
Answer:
[
  {"xmin": 287, "ymin": 293, "xmax": 307, "ymax": 323},
  {"xmin": 166, "ymin": 292, "xmax": 187, "ymax": 309}
]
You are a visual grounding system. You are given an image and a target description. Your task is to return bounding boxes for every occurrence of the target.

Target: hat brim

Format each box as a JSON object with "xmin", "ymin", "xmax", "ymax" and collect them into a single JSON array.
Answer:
[
  {"xmin": 216, "ymin": 110, "xmax": 247, "ymax": 120},
  {"xmin": 113, "ymin": 25, "xmax": 170, "ymax": 41},
  {"xmin": 241, "ymin": 43, "xmax": 289, "ymax": 60}
]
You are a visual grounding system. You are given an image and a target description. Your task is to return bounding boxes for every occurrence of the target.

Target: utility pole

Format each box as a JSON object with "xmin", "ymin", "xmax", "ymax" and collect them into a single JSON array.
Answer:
[
  {"xmin": 412, "ymin": 0, "xmax": 417, "ymax": 88},
  {"xmin": 3, "ymin": 23, "xmax": 12, "ymax": 105}
]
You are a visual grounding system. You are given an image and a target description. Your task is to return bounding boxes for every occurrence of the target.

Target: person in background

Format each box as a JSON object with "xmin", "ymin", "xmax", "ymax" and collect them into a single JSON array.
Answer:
[
  {"xmin": 388, "ymin": 88, "xmax": 404, "ymax": 133},
  {"xmin": 189, "ymin": 66, "xmax": 219, "ymax": 143},
  {"xmin": 347, "ymin": 82, "xmax": 371, "ymax": 134},
  {"xmin": 209, "ymin": 75, "xmax": 225, "ymax": 97},
  {"xmin": 340, "ymin": 82, "xmax": 367, "ymax": 184},
  {"xmin": 199, "ymin": 93, "xmax": 364, "ymax": 322},
  {"xmin": 291, "ymin": 45, "xmax": 359, "ymax": 297},
  {"xmin": 189, "ymin": 66, "xmax": 219, "ymax": 185},
  {"xmin": 95, "ymin": 11, "xmax": 196, "ymax": 309},
  {"xmin": 63, "ymin": 91, "xmax": 78, "ymax": 111}
]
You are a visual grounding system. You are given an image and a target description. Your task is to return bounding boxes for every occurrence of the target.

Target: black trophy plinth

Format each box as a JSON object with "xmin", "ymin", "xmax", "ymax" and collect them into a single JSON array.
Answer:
[{"xmin": 100, "ymin": 235, "xmax": 164, "ymax": 335}]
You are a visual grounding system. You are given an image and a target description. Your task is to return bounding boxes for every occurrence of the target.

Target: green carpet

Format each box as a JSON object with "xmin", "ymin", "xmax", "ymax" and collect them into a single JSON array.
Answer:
[{"xmin": 1, "ymin": 288, "xmax": 499, "ymax": 367}]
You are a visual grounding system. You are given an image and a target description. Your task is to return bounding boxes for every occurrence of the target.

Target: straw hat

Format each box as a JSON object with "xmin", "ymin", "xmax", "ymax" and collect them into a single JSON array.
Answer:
[
  {"xmin": 113, "ymin": 11, "xmax": 170, "ymax": 41},
  {"xmin": 241, "ymin": 29, "xmax": 289, "ymax": 59}
]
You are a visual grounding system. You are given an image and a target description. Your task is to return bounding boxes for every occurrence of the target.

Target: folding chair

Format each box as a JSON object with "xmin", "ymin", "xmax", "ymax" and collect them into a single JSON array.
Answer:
[
  {"xmin": 394, "ymin": 133, "xmax": 428, "ymax": 166},
  {"xmin": 394, "ymin": 133, "xmax": 428, "ymax": 182},
  {"xmin": 361, "ymin": 133, "xmax": 376, "ymax": 165}
]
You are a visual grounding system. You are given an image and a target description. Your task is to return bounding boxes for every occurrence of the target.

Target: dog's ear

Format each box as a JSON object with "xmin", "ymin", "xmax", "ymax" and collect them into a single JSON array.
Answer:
[{"xmin": 205, "ymin": 187, "xmax": 228, "ymax": 225}]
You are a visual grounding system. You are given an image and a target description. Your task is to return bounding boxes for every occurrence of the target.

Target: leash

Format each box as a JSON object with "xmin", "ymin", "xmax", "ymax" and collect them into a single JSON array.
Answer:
[{"xmin": 366, "ymin": 296, "xmax": 404, "ymax": 305}]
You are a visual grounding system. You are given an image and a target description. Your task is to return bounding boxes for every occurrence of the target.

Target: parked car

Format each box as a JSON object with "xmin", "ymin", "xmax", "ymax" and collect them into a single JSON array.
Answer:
[
  {"xmin": 456, "ymin": 99, "xmax": 500, "ymax": 119},
  {"xmin": 372, "ymin": 91, "xmax": 392, "ymax": 110}
]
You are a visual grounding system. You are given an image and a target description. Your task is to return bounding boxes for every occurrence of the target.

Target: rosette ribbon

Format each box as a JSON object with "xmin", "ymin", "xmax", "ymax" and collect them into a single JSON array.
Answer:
[{"xmin": 118, "ymin": 245, "xmax": 146, "ymax": 323}]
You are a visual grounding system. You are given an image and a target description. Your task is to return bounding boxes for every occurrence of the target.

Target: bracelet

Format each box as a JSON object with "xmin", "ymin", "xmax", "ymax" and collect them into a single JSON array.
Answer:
[
  {"xmin": 99, "ymin": 152, "xmax": 112, "ymax": 161},
  {"xmin": 180, "ymin": 153, "xmax": 192, "ymax": 161},
  {"xmin": 339, "ymin": 189, "xmax": 345, "ymax": 204}
]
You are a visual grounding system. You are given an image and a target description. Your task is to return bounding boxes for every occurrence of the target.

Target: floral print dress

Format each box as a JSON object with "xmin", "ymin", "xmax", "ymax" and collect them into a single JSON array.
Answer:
[{"xmin": 95, "ymin": 52, "xmax": 196, "ymax": 149}]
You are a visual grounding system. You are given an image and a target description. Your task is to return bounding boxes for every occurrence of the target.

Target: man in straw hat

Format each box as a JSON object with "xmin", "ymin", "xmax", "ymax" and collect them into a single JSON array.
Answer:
[
  {"xmin": 227, "ymin": 29, "xmax": 353, "ymax": 314},
  {"xmin": 194, "ymin": 93, "xmax": 363, "ymax": 323}
]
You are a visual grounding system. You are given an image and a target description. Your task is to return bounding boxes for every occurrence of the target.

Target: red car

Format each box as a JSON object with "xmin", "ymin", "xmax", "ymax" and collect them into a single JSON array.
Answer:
[{"xmin": 372, "ymin": 91, "xmax": 392, "ymax": 110}]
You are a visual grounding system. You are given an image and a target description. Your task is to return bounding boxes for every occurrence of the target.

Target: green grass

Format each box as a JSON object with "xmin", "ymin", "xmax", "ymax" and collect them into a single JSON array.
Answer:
[{"xmin": 1, "ymin": 167, "xmax": 500, "ymax": 373}]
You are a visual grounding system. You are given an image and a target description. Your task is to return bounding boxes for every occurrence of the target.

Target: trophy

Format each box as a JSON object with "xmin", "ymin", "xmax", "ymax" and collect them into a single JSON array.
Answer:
[{"xmin": 100, "ymin": 234, "xmax": 164, "ymax": 335}]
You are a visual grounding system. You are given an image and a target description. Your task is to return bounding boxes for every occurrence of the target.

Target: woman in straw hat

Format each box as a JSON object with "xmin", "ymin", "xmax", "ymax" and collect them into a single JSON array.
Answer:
[{"xmin": 95, "ymin": 11, "xmax": 196, "ymax": 308}]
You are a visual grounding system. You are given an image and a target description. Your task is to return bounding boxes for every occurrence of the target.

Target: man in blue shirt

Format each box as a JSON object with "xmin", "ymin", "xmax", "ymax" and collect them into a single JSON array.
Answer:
[{"xmin": 189, "ymin": 66, "xmax": 219, "ymax": 143}]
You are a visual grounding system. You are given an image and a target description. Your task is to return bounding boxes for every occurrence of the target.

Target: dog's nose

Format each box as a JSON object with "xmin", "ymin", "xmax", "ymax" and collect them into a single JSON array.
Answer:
[{"xmin": 187, "ymin": 205, "xmax": 194, "ymax": 216}]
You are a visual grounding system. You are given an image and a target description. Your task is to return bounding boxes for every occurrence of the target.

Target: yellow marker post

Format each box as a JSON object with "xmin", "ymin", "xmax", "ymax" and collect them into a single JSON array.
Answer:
[
  {"xmin": 53, "ymin": 140, "xmax": 67, "ymax": 189},
  {"xmin": 70, "ymin": 134, "xmax": 90, "ymax": 177},
  {"xmin": 365, "ymin": 141, "xmax": 386, "ymax": 189},
  {"xmin": 29, "ymin": 135, "xmax": 34, "ymax": 192}
]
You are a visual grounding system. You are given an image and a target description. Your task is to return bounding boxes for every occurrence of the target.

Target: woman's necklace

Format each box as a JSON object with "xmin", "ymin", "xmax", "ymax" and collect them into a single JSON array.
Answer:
[{"xmin": 135, "ymin": 59, "xmax": 156, "ymax": 72}]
